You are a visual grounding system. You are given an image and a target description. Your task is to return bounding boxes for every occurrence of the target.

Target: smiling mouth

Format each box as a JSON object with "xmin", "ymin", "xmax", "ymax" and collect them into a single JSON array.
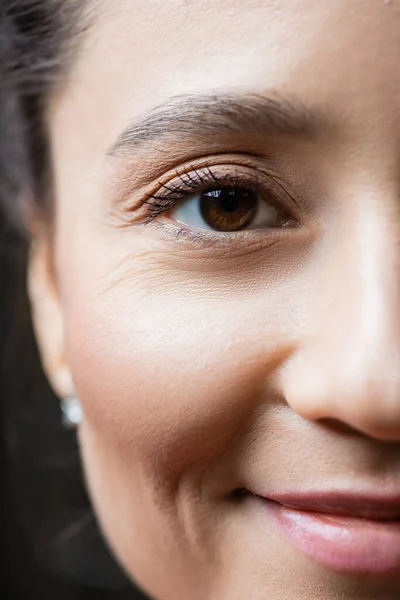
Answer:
[{"xmin": 235, "ymin": 488, "xmax": 400, "ymax": 576}]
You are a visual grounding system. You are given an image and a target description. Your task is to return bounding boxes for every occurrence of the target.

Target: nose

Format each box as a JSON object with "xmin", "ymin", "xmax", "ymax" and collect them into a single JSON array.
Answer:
[{"xmin": 281, "ymin": 200, "xmax": 400, "ymax": 441}]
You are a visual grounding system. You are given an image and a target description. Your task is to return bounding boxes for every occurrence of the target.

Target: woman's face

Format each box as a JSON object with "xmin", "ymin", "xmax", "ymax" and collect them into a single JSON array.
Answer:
[{"xmin": 30, "ymin": 1, "xmax": 400, "ymax": 599}]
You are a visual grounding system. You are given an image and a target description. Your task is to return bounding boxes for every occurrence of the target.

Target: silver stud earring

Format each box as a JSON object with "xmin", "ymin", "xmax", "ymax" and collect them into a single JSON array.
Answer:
[{"xmin": 61, "ymin": 395, "xmax": 82, "ymax": 429}]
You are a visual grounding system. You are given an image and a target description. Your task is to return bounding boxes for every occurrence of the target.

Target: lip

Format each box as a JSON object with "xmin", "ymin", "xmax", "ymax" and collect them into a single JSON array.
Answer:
[{"xmin": 254, "ymin": 491, "xmax": 400, "ymax": 576}]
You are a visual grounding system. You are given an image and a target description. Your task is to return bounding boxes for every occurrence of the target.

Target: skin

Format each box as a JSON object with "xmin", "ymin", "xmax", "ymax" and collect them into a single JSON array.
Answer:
[{"xmin": 29, "ymin": 0, "xmax": 400, "ymax": 598}]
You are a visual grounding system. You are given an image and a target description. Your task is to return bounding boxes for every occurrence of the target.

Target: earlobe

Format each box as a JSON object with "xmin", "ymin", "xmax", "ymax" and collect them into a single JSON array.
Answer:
[{"xmin": 27, "ymin": 234, "xmax": 73, "ymax": 399}]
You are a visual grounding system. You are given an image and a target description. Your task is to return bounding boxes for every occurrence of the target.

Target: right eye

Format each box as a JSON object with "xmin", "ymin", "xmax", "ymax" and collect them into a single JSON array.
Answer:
[{"xmin": 171, "ymin": 185, "xmax": 291, "ymax": 233}]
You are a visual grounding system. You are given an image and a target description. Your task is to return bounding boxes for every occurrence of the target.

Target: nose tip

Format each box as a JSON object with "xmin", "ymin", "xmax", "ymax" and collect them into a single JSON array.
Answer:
[{"xmin": 282, "ymin": 351, "xmax": 400, "ymax": 441}]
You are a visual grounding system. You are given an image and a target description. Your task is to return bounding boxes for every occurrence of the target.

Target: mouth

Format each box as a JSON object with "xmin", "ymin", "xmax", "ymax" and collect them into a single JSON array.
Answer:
[{"xmin": 239, "ymin": 489, "xmax": 400, "ymax": 576}]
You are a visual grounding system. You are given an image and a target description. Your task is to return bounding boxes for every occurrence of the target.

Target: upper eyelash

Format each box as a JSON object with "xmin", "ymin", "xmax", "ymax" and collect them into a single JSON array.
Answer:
[{"xmin": 141, "ymin": 164, "xmax": 268, "ymax": 223}]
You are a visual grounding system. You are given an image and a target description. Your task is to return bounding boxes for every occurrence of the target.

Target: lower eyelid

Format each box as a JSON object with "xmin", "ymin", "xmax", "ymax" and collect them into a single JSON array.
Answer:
[{"xmin": 150, "ymin": 217, "xmax": 298, "ymax": 255}]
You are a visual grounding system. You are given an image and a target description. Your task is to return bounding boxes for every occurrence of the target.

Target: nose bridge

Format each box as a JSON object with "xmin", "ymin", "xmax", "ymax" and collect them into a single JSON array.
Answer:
[
  {"xmin": 343, "ymin": 201, "xmax": 400, "ymax": 370},
  {"xmin": 284, "ymin": 192, "xmax": 400, "ymax": 440}
]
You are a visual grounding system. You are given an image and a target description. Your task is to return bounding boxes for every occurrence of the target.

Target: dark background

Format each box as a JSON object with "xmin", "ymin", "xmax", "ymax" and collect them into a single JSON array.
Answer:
[{"xmin": 1, "ymin": 211, "xmax": 148, "ymax": 599}]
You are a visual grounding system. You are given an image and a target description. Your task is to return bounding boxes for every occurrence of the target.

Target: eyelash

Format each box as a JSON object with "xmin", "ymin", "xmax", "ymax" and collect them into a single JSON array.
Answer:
[{"xmin": 141, "ymin": 164, "xmax": 294, "ymax": 228}]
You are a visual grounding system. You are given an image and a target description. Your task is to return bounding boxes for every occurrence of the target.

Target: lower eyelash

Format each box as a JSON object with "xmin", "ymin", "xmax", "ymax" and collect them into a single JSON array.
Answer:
[
  {"xmin": 151, "ymin": 219, "xmax": 290, "ymax": 255},
  {"xmin": 152, "ymin": 219, "xmax": 255, "ymax": 248}
]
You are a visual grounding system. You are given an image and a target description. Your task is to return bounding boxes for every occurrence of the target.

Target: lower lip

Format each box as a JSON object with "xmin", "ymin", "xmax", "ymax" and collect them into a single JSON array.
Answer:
[{"xmin": 264, "ymin": 500, "xmax": 400, "ymax": 575}]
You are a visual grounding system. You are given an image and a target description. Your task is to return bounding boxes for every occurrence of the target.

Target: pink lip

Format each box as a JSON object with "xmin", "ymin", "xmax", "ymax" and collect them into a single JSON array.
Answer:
[{"xmin": 256, "ymin": 492, "xmax": 400, "ymax": 576}]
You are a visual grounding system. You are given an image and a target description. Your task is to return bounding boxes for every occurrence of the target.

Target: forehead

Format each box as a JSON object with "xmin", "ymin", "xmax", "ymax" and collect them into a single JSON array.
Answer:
[{"xmin": 51, "ymin": 0, "xmax": 400, "ymax": 165}]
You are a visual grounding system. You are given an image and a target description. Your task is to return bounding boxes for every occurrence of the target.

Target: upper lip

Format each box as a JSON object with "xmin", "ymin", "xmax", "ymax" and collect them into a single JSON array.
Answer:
[{"xmin": 255, "ymin": 491, "xmax": 400, "ymax": 521}]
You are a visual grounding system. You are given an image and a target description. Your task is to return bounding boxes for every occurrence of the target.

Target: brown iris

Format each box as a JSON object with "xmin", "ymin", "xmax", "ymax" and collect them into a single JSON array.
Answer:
[{"xmin": 199, "ymin": 187, "xmax": 257, "ymax": 231}]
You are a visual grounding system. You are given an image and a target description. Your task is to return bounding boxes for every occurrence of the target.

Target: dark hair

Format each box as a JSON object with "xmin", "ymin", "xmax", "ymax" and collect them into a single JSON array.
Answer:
[
  {"xmin": 0, "ymin": 0, "xmax": 88, "ymax": 229},
  {"xmin": 0, "ymin": 2, "xmax": 142, "ymax": 596}
]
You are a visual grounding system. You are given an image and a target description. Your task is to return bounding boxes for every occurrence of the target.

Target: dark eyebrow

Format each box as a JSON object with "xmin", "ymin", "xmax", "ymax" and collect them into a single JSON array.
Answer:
[{"xmin": 108, "ymin": 92, "xmax": 325, "ymax": 156}]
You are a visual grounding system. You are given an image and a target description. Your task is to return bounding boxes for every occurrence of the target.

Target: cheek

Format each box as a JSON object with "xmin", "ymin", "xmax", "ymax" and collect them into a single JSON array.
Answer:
[
  {"xmin": 55, "ymin": 230, "xmax": 309, "ymax": 594},
  {"xmin": 66, "ymin": 284, "xmax": 271, "ymax": 479},
  {"xmin": 61, "ymin": 251, "xmax": 300, "ymax": 490},
  {"xmin": 63, "ymin": 276, "xmax": 286, "ymax": 594}
]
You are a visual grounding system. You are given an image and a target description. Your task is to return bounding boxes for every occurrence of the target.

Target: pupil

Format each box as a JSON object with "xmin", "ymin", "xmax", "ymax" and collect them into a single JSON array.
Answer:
[
  {"xmin": 200, "ymin": 186, "xmax": 257, "ymax": 232},
  {"xmin": 221, "ymin": 189, "xmax": 240, "ymax": 213}
]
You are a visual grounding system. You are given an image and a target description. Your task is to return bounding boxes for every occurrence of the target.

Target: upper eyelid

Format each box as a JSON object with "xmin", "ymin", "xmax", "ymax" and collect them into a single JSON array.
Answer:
[
  {"xmin": 160, "ymin": 162, "xmax": 249, "ymax": 192},
  {"xmin": 151, "ymin": 163, "xmax": 297, "ymax": 208},
  {"xmin": 144, "ymin": 165, "xmax": 264, "ymax": 208},
  {"xmin": 156, "ymin": 164, "xmax": 260, "ymax": 196},
  {"xmin": 112, "ymin": 152, "xmax": 275, "ymax": 207},
  {"xmin": 146, "ymin": 160, "xmax": 274, "ymax": 203}
]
